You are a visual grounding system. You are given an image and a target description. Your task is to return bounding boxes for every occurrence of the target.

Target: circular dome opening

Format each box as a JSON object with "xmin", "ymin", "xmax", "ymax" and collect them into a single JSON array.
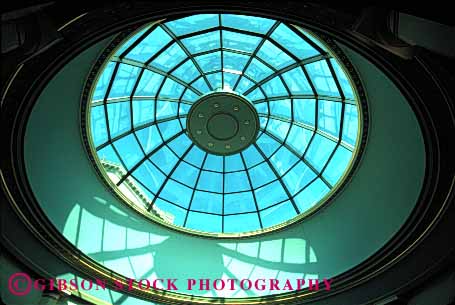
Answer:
[{"xmin": 83, "ymin": 13, "xmax": 365, "ymax": 237}]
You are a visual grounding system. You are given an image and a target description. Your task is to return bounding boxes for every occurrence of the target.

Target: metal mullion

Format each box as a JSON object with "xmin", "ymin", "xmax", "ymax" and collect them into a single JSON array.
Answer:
[
  {"xmin": 151, "ymin": 67, "xmax": 171, "ymax": 145},
  {"xmin": 252, "ymin": 54, "xmax": 278, "ymax": 72},
  {"xmin": 177, "ymin": 86, "xmax": 188, "ymax": 131},
  {"xmin": 183, "ymin": 153, "xmax": 209, "ymax": 226},
  {"xmin": 176, "ymin": 25, "xmax": 265, "ymax": 41},
  {"xmin": 288, "ymin": 25, "xmax": 328, "ymax": 55},
  {"xmin": 316, "ymin": 95, "xmax": 345, "ymax": 102},
  {"xmin": 167, "ymin": 56, "xmax": 191, "ymax": 75},
  {"xmin": 221, "ymin": 47, "xmax": 252, "ymax": 57},
  {"xmin": 224, "ymin": 210, "xmax": 265, "ymax": 217},
  {"xmin": 300, "ymin": 63, "xmax": 318, "ymax": 97},
  {"xmin": 111, "ymin": 57, "xmax": 202, "ymax": 96},
  {"xmin": 128, "ymin": 172, "xmax": 157, "ymax": 199},
  {"xmin": 257, "ymin": 85, "xmax": 271, "ymax": 140},
  {"xmin": 96, "ymin": 115, "xmax": 187, "ymax": 152},
  {"xmin": 253, "ymin": 143, "xmax": 300, "ymax": 214},
  {"xmin": 119, "ymin": 23, "xmax": 159, "ymax": 59},
  {"xmin": 109, "ymin": 142, "xmax": 129, "ymax": 175},
  {"xmin": 318, "ymin": 101, "xmax": 347, "ymax": 182},
  {"xmin": 325, "ymin": 57, "xmax": 346, "ymax": 100},
  {"xmin": 222, "ymin": 156, "xmax": 225, "ymax": 232},
  {"xmin": 177, "ymin": 26, "xmax": 221, "ymax": 40},
  {"xmin": 317, "ymin": 142, "xmax": 339, "ymax": 188},
  {"xmin": 156, "ymin": 195, "xmax": 196, "ymax": 212},
  {"xmin": 219, "ymin": 15, "xmax": 224, "ymax": 89},
  {"xmin": 222, "ymin": 26, "xmax": 271, "ymax": 39},
  {"xmin": 259, "ymin": 198, "xmax": 293, "ymax": 212},
  {"xmin": 191, "ymin": 47, "xmax": 252, "ymax": 58},
  {"xmin": 298, "ymin": 131, "xmax": 332, "ymax": 188},
  {"xmin": 259, "ymin": 128, "xmax": 320, "ymax": 177},
  {"xmin": 166, "ymin": 176, "xmax": 198, "ymax": 192},
  {"xmin": 258, "ymin": 113, "xmax": 343, "ymax": 144},
  {"xmin": 147, "ymin": 143, "xmax": 195, "ymax": 211},
  {"xmin": 128, "ymin": 68, "xmax": 145, "ymax": 131},
  {"xmin": 267, "ymin": 37, "xmax": 303, "ymax": 63},
  {"xmin": 116, "ymin": 130, "xmax": 185, "ymax": 186},
  {"xmin": 160, "ymin": 24, "xmax": 214, "ymax": 91},
  {"xmin": 94, "ymin": 96, "xmax": 190, "ymax": 106},
  {"xmin": 232, "ymin": 21, "xmax": 281, "ymax": 91},
  {"xmin": 192, "ymin": 47, "xmax": 222, "ymax": 58},
  {"xmin": 174, "ymin": 50, "xmax": 193, "ymax": 132},
  {"xmin": 102, "ymin": 62, "xmax": 121, "ymax": 141},
  {"xmin": 243, "ymin": 54, "xmax": 328, "ymax": 96},
  {"xmin": 277, "ymin": 73, "xmax": 294, "ymax": 143},
  {"xmin": 291, "ymin": 176, "xmax": 320, "ymax": 199},
  {"xmin": 253, "ymin": 94, "xmax": 318, "ymax": 104},
  {"xmin": 259, "ymin": 73, "xmax": 294, "ymax": 144},
  {"xmin": 239, "ymin": 152, "xmax": 263, "ymax": 229},
  {"xmin": 143, "ymin": 40, "xmax": 175, "ymax": 65}
]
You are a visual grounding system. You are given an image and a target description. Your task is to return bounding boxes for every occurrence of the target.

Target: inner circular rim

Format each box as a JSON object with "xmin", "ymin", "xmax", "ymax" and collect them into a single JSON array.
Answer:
[
  {"xmin": 186, "ymin": 91, "xmax": 260, "ymax": 156},
  {"xmin": 207, "ymin": 113, "xmax": 239, "ymax": 140}
]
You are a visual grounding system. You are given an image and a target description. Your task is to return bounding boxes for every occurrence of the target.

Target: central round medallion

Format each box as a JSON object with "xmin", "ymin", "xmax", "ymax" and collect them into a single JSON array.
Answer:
[
  {"xmin": 187, "ymin": 91, "xmax": 259, "ymax": 156},
  {"xmin": 207, "ymin": 113, "xmax": 239, "ymax": 140}
]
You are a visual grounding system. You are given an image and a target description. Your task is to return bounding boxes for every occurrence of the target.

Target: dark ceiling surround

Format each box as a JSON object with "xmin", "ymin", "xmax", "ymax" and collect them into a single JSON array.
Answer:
[{"xmin": 1, "ymin": 2, "xmax": 454, "ymax": 305}]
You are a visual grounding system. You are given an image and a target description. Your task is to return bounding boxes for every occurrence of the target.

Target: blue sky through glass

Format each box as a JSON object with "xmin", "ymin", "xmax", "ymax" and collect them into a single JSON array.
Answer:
[{"xmin": 88, "ymin": 13, "xmax": 361, "ymax": 235}]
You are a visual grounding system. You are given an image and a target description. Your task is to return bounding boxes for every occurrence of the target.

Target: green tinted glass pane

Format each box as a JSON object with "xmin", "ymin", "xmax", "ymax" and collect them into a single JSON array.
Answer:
[
  {"xmin": 115, "ymin": 25, "xmax": 151, "ymax": 57},
  {"xmin": 135, "ymin": 126, "xmax": 161, "ymax": 154},
  {"xmin": 224, "ymin": 192, "xmax": 257, "ymax": 214},
  {"xmin": 342, "ymin": 104, "xmax": 359, "ymax": 146},
  {"xmin": 224, "ymin": 213, "xmax": 260, "ymax": 233},
  {"xmin": 92, "ymin": 62, "xmax": 116, "ymax": 101},
  {"xmin": 271, "ymin": 24, "xmax": 320, "ymax": 59},
  {"xmin": 260, "ymin": 201, "xmax": 297, "ymax": 228},
  {"xmin": 305, "ymin": 134, "xmax": 337, "ymax": 171},
  {"xmin": 166, "ymin": 14, "xmax": 219, "ymax": 36},
  {"xmin": 91, "ymin": 106, "xmax": 108, "ymax": 146},
  {"xmin": 195, "ymin": 51, "xmax": 221, "ymax": 73},
  {"xmin": 126, "ymin": 27, "xmax": 171, "ymax": 62},
  {"xmin": 222, "ymin": 30, "xmax": 261, "ymax": 53},
  {"xmin": 323, "ymin": 145, "xmax": 352, "ymax": 185},
  {"xmin": 108, "ymin": 64, "xmax": 141, "ymax": 99},
  {"xmin": 255, "ymin": 181, "xmax": 288, "ymax": 210},
  {"xmin": 182, "ymin": 31, "xmax": 220, "ymax": 54},
  {"xmin": 107, "ymin": 102, "xmax": 130, "ymax": 138},
  {"xmin": 257, "ymin": 41, "xmax": 294, "ymax": 69},
  {"xmin": 282, "ymin": 67, "xmax": 313, "ymax": 95},
  {"xmin": 172, "ymin": 59, "xmax": 201, "ymax": 83},
  {"xmin": 132, "ymin": 100, "xmax": 154, "ymax": 127},
  {"xmin": 113, "ymin": 134, "xmax": 144, "ymax": 169},
  {"xmin": 221, "ymin": 14, "xmax": 274, "ymax": 33},
  {"xmin": 318, "ymin": 100, "xmax": 342, "ymax": 138},
  {"xmin": 186, "ymin": 212, "xmax": 222, "ymax": 232},
  {"xmin": 293, "ymin": 178, "xmax": 329, "ymax": 212},
  {"xmin": 132, "ymin": 160, "xmax": 165, "ymax": 194},
  {"xmin": 150, "ymin": 43, "xmax": 187, "ymax": 72},
  {"xmin": 306, "ymin": 60, "xmax": 340, "ymax": 97},
  {"xmin": 191, "ymin": 191, "xmax": 223, "ymax": 214},
  {"xmin": 330, "ymin": 58, "xmax": 355, "ymax": 100}
]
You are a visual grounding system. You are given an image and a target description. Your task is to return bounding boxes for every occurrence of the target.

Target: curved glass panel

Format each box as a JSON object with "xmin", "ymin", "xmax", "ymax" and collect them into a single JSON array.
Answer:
[{"xmin": 86, "ymin": 13, "xmax": 362, "ymax": 236}]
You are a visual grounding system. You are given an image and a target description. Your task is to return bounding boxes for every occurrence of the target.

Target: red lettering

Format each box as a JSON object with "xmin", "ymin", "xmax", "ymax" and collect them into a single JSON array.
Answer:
[
  {"xmin": 58, "ymin": 279, "xmax": 67, "ymax": 291},
  {"xmin": 269, "ymin": 279, "xmax": 280, "ymax": 290},
  {"xmin": 167, "ymin": 279, "xmax": 178, "ymax": 290}
]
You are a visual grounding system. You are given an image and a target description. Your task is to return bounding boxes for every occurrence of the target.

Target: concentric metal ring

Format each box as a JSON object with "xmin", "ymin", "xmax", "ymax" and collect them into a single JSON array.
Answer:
[{"xmin": 187, "ymin": 91, "xmax": 259, "ymax": 156}]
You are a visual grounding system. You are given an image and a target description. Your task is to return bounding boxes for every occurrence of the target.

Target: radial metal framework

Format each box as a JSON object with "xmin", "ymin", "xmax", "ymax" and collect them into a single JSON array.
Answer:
[{"xmin": 83, "ymin": 13, "xmax": 365, "ymax": 236}]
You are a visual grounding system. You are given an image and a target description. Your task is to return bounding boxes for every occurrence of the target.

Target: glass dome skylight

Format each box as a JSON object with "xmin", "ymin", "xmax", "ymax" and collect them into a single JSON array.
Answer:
[{"xmin": 85, "ymin": 13, "xmax": 363, "ymax": 236}]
